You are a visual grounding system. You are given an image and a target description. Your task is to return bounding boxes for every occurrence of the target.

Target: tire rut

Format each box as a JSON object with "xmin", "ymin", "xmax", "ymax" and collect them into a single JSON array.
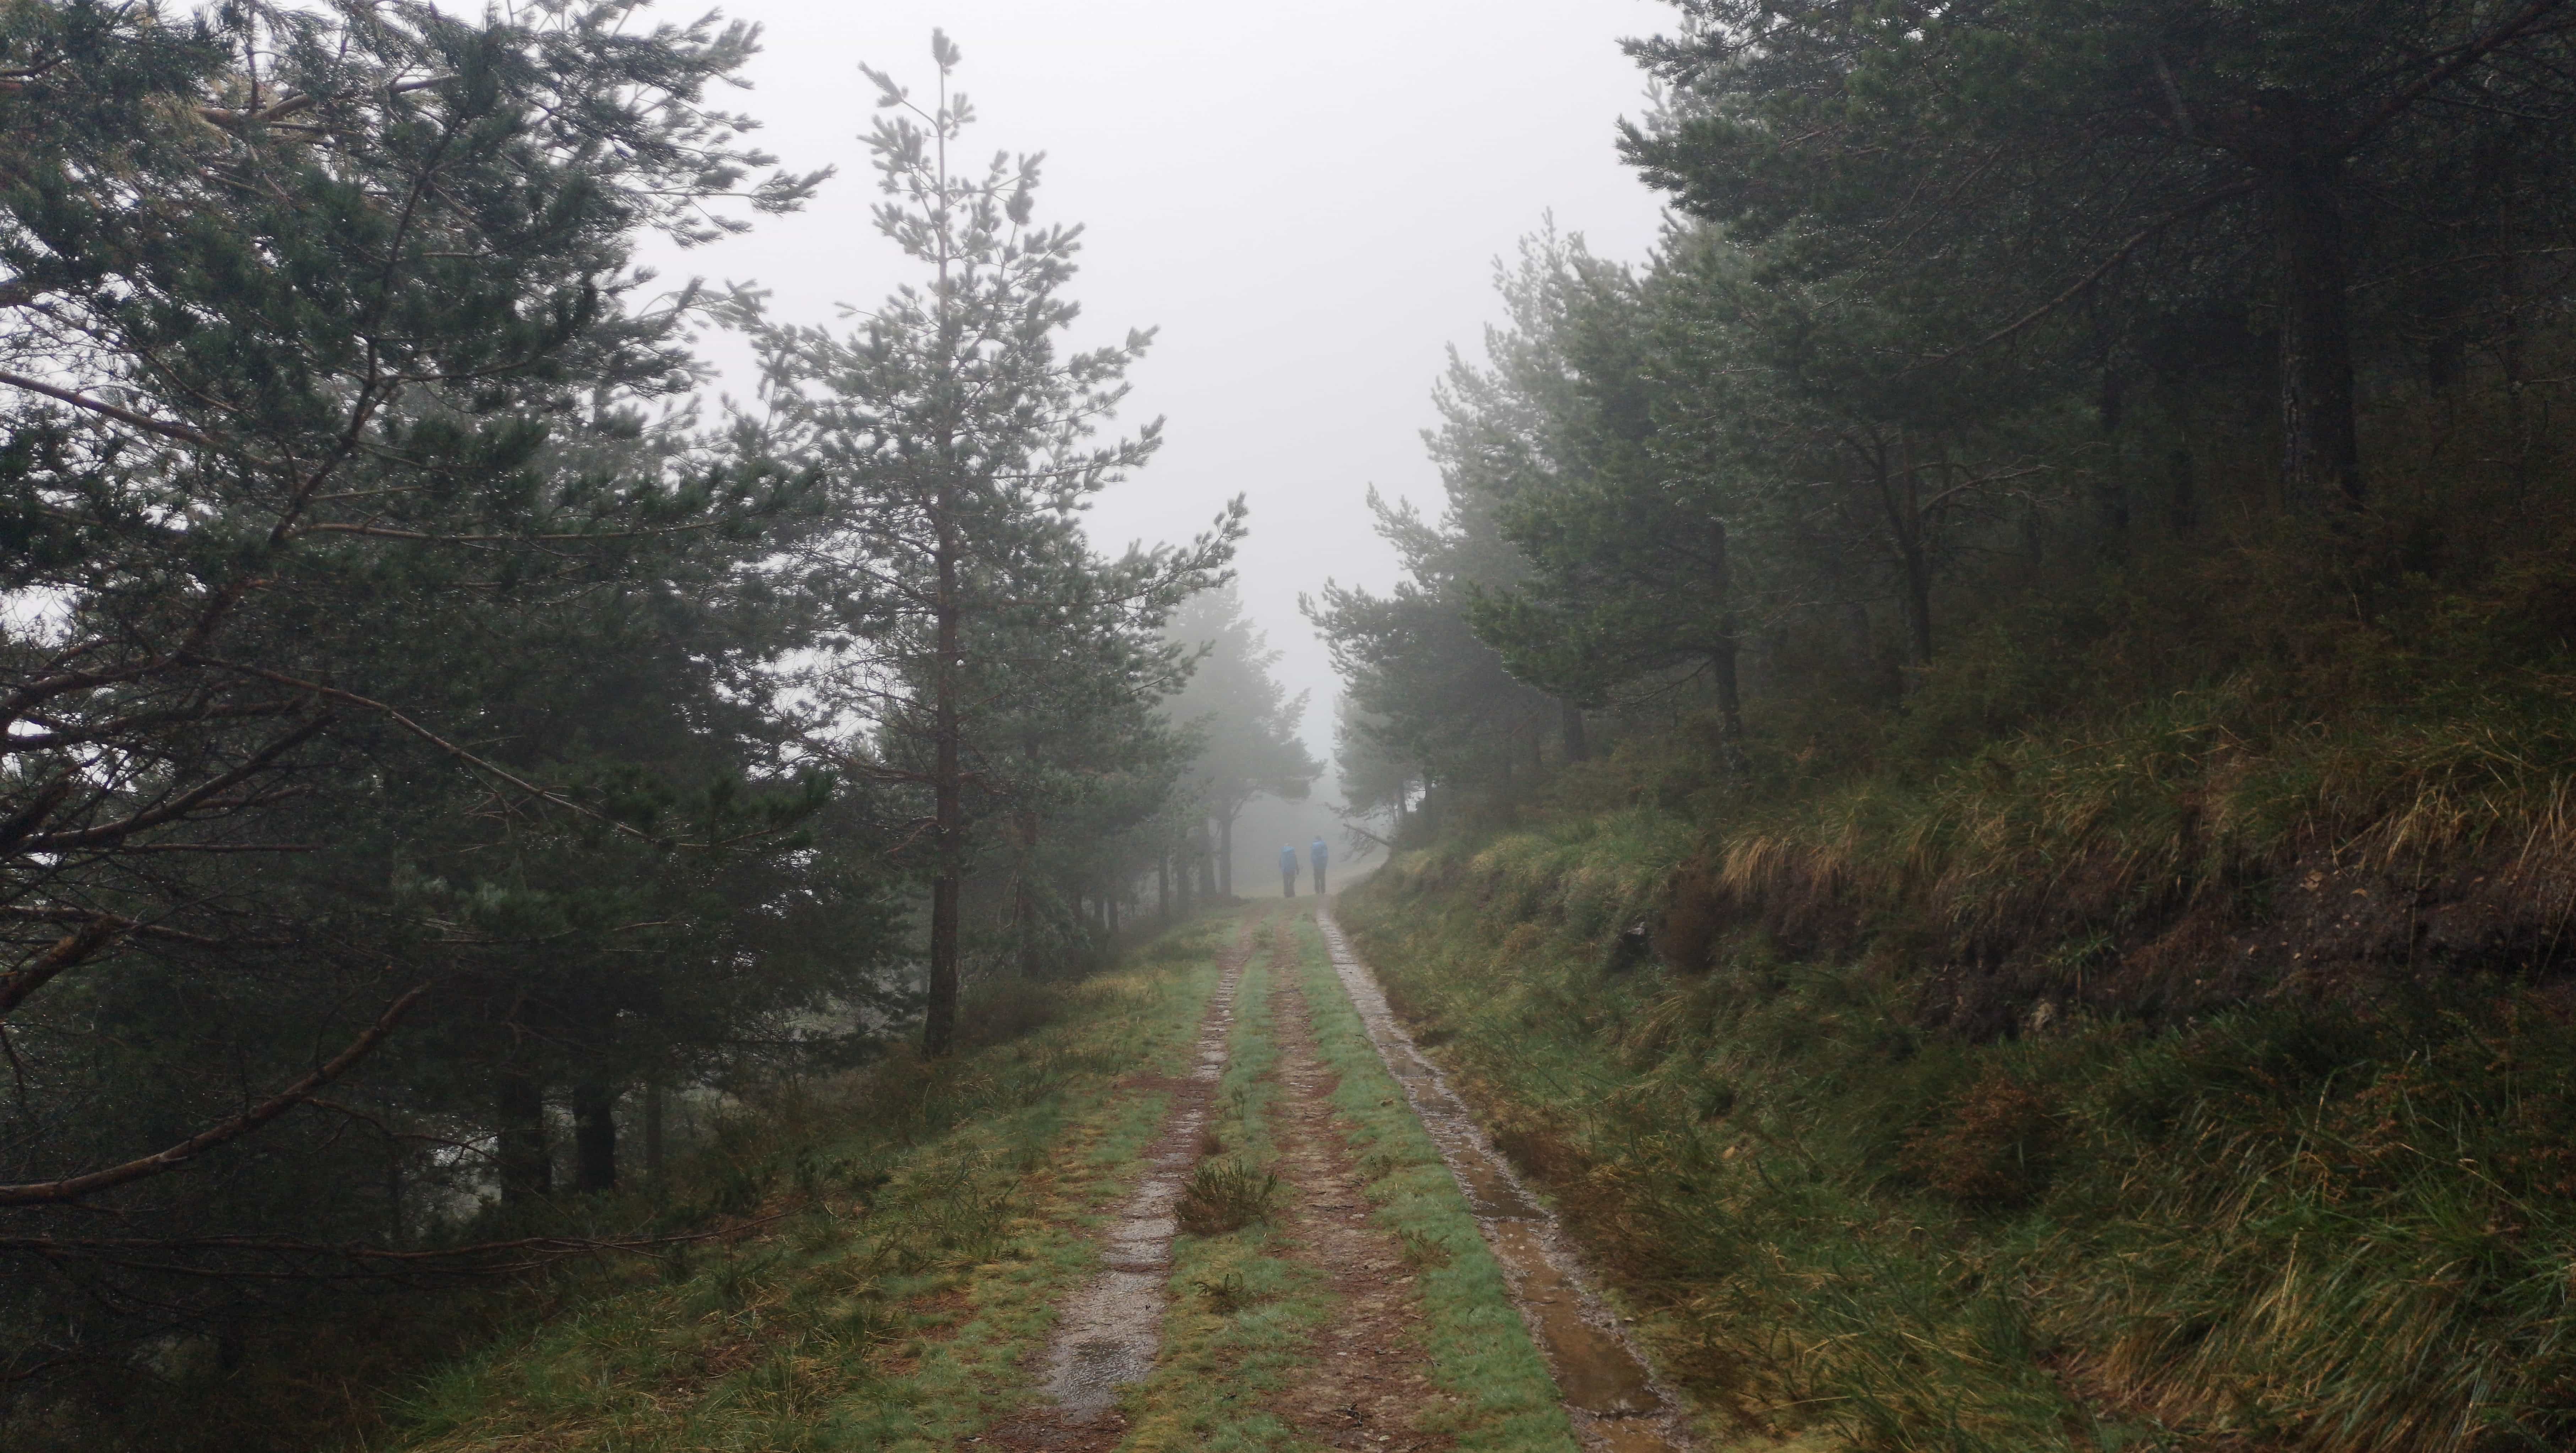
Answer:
[
  {"xmin": 1315, "ymin": 906, "xmax": 1697, "ymax": 1453},
  {"xmin": 1261, "ymin": 914, "xmax": 1456, "ymax": 1451},
  {"xmin": 994, "ymin": 919, "xmax": 1254, "ymax": 1449}
]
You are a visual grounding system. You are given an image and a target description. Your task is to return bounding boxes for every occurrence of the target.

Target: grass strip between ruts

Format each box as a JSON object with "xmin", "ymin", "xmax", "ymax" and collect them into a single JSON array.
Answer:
[
  {"xmin": 1116, "ymin": 902, "xmax": 1334, "ymax": 1452},
  {"xmin": 381, "ymin": 914, "xmax": 1238, "ymax": 1453},
  {"xmin": 1287, "ymin": 911, "xmax": 1578, "ymax": 1452}
]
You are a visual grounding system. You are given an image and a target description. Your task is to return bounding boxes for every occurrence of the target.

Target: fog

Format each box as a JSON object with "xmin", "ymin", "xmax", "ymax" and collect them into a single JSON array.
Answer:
[{"xmin": 654, "ymin": 0, "xmax": 1669, "ymax": 807}]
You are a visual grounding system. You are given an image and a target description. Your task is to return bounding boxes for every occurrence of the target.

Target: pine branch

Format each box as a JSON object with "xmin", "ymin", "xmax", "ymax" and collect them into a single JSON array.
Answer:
[{"xmin": 0, "ymin": 986, "xmax": 428, "ymax": 1206}]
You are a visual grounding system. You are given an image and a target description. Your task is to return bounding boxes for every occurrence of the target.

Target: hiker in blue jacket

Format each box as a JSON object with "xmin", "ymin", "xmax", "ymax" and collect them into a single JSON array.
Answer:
[
  {"xmin": 1280, "ymin": 843, "xmax": 1299, "ymax": 897},
  {"xmin": 1310, "ymin": 836, "xmax": 1329, "ymax": 895}
]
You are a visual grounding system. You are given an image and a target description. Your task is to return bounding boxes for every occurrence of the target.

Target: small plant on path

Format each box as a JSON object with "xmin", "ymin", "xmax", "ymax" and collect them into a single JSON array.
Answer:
[{"xmin": 1175, "ymin": 1158, "xmax": 1279, "ymax": 1235}]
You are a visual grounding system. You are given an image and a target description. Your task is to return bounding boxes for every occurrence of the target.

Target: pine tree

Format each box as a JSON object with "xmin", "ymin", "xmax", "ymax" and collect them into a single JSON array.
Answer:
[
  {"xmin": 1163, "ymin": 585, "xmax": 1321, "ymax": 896},
  {"xmin": 1624, "ymin": 0, "xmax": 2576, "ymax": 507},
  {"xmin": 751, "ymin": 33, "xmax": 1237, "ymax": 1055},
  {"xmin": 0, "ymin": 0, "xmax": 879, "ymax": 1381}
]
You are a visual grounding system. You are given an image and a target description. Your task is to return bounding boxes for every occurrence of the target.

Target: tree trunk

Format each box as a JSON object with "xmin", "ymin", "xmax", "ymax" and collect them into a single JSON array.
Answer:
[
  {"xmin": 643, "ymin": 1082, "xmax": 664, "ymax": 1180},
  {"xmin": 572, "ymin": 1082, "xmax": 617, "ymax": 1192},
  {"xmin": 2168, "ymin": 444, "xmax": 2197, "ymax": 539},
  {"xmin": 1158, "ymin": 853, "xmax": 1170, "ymax": 921},
  {"xmin": 1865, "ymin": 439, "xmax": 1936, "ymax": 677},
  {"xmin": 1560, "ymin": 698, "xmax": 1588, "ymax": 763},
  {"xmin": 1900, "ymin": 545, "xmax": 1934, "ymax": 672},
  {"xmin": 925, "ymin": 501, "xmax": 962, "ymax": 1058},
  {"xmin": 1711, "ymin": 620, "xmax": 1750, "ymax": 776},
  {"xmin": 1705, "ymin": 517, "xmax": 1750, "ymax": 770},
  {"xmin": 1106, "ymin": 890, "xmax": 1119, "ymax": 935},
  {"xmin": 2268, "ymin": 154, "xmax": 2363, "ymax": 506},
  {"xmin": 1216, "ymin": 812, "xmax": 1235, "ymax": 897},
  {"xmin": 1016, "ymin": 810, "xmax": 1040, "ymax": 979},
  {"xmin": 496, "ymin": 1069, "xmax": 550, "ymax": 1203},
  {"xmin": 2095, "ymin": 477, "xmax": 2131, "ymax": 555}
]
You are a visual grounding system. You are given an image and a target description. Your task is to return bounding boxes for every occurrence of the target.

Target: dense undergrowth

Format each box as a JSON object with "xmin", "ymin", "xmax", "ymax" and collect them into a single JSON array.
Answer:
[{"xmin": 1341, "ymin": 523, "xmax": 2576, "ymax": 1452}]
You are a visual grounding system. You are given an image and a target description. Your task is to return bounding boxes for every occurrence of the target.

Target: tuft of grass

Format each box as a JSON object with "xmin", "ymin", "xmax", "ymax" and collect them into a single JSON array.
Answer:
[
  {"xmin": 1192, "ymin": 1269, "xmax": 1262, "ymax": 1313},
  {"xmin": 1174, "ymin": 1159, "xmax": 1279, "ymax": 1236},
  {"xmin": 1396, "ymin": 1227, "xmax": 1455, "ymax": 1270}
]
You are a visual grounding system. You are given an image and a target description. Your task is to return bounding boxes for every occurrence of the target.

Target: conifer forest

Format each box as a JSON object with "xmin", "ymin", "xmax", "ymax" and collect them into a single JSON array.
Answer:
[{"xmin": 9, "ymin": 3, "xmax": 2576, "ymax": 1451}]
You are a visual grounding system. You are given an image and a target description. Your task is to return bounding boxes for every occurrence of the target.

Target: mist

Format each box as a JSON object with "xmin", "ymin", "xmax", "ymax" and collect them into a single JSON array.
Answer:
[{"xmin": 652, "ymin": 0, "xmax": 1669, "ymax": 793}]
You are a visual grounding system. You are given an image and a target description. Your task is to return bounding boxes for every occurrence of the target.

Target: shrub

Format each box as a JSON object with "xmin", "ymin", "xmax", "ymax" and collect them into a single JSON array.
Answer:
[{"xmin": 1173, "ymin": 1159, "xmax": 1278, "ymax": 1236}]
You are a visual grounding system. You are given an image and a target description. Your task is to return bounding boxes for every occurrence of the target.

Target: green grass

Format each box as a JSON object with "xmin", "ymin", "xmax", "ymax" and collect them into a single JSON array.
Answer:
[
  {"xmin": 374, "ymin": 912, "xmax": 1242, "ymax": 1453},
  {"xmin": 1340, "ymin": 848, "xmax": 2576, "ymax": 1453}
]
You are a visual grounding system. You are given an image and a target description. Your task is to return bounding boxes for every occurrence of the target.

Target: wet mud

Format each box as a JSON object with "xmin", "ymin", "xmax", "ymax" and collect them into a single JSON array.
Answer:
[
  {"xmin": 991, "ymin": 921, "xmax": 1253, "ymax": 1449},
  {"xmin": 1315, "ymin": 907, "xmax": 1697, "ymax": 1453},
  {"xmin": 1262, "ymin": 917, "xmax": 1456, "ymax": 1450}
]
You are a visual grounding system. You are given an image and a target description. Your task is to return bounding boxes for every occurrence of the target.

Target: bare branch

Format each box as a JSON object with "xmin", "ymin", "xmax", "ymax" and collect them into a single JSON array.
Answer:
[
  {"xmin": 17, "ymin": 715, "xmax": 329, "ymax": 853},
  {"xmin": 0, "ymin": 915, "xmax": 130, "ymax": 1017},
  {"xmin": 1922, "ymin": 180, "xmax": 2255, "ymax": 369}
]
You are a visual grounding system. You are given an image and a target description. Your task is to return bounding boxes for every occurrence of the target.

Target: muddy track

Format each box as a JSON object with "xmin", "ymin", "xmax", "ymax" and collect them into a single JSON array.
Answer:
[
  {"xmin": 996, "ymin": 919, "xmax": 1254, "ymax": 1449},
  {"xmin": 1315, "ymin": 907, "xmax": 1696, "ymax": 1453},
  {"xmin": 995, "ymin": 907, "xmax": 1694, "ymax": 1451},
  {"xmin": 1261, "ymin": 914, "xmax": 1455, "ymax": 1451}
]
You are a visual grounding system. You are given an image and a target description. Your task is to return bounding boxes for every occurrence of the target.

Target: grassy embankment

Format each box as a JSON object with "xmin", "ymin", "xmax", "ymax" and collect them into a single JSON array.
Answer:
[
  {"xmin": 1341, "ymin": 540, "xmax": 2576, "ymax": 1452},
  {"xmin": 375, "ymin": 913, "xmax": 1240, "ymax": 1452}
]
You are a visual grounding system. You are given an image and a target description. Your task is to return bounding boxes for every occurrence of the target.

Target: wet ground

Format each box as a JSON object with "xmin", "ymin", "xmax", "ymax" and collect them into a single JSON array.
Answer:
[
  {"xmin": 995, "ymin": 904, "xmax": 1695, "ymax": 1451},
  {"xmin": 1313, "ymin": 908, "xmax": 1694, "ymax": 1453},
  {"xmin": 1261, "ymin": 915, "xmax": 1454, "ymax": 1449},
  {"xmin": 990, "ymin": 920, "xmax": 1253, "ymax": 1450}
]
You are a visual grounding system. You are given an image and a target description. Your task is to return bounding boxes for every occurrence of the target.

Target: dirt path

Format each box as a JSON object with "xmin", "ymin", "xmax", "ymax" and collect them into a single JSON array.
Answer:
[
  {"xmin": 998, "ymin": 905, "xmax": 1692, "ymax": 1451},
  {"xmin": 1314, "ymin": 906, "xmax": 1696, "ymax": 1453},
  {"xmin": 997, "ymin": 919, "xmax": 1254, "ymax": 1449},
  {"xmin": 1260, "ymin": 914, "xmax": 1453, "ymax": 1449}
]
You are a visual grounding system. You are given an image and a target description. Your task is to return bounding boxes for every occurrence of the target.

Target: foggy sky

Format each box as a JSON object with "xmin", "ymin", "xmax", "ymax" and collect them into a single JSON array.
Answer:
[{"xmin": 658, "ymin": 0, "xmax": 1668, "ymax": 789}]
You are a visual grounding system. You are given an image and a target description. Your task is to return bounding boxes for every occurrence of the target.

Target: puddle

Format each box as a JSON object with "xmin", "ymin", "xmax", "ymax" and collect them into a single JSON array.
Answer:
[
  {"xmin": 1316, "ymin": 908, "xmax": 1697, "ymax": 1453},
  {"xmin": 1035, "ymin": 928, "xmax": 1250, "ymax": 1422}
]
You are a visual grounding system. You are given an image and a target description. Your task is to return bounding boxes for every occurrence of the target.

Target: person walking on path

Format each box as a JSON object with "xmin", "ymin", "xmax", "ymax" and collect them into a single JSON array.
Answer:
[
  {"xmin": 1280, "ymin": 843, "xmax": 1300, "ymax": 898},
  {"xmin": 1310, "ymin": 836, "xmax": 1329, "ymax": 896}
]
